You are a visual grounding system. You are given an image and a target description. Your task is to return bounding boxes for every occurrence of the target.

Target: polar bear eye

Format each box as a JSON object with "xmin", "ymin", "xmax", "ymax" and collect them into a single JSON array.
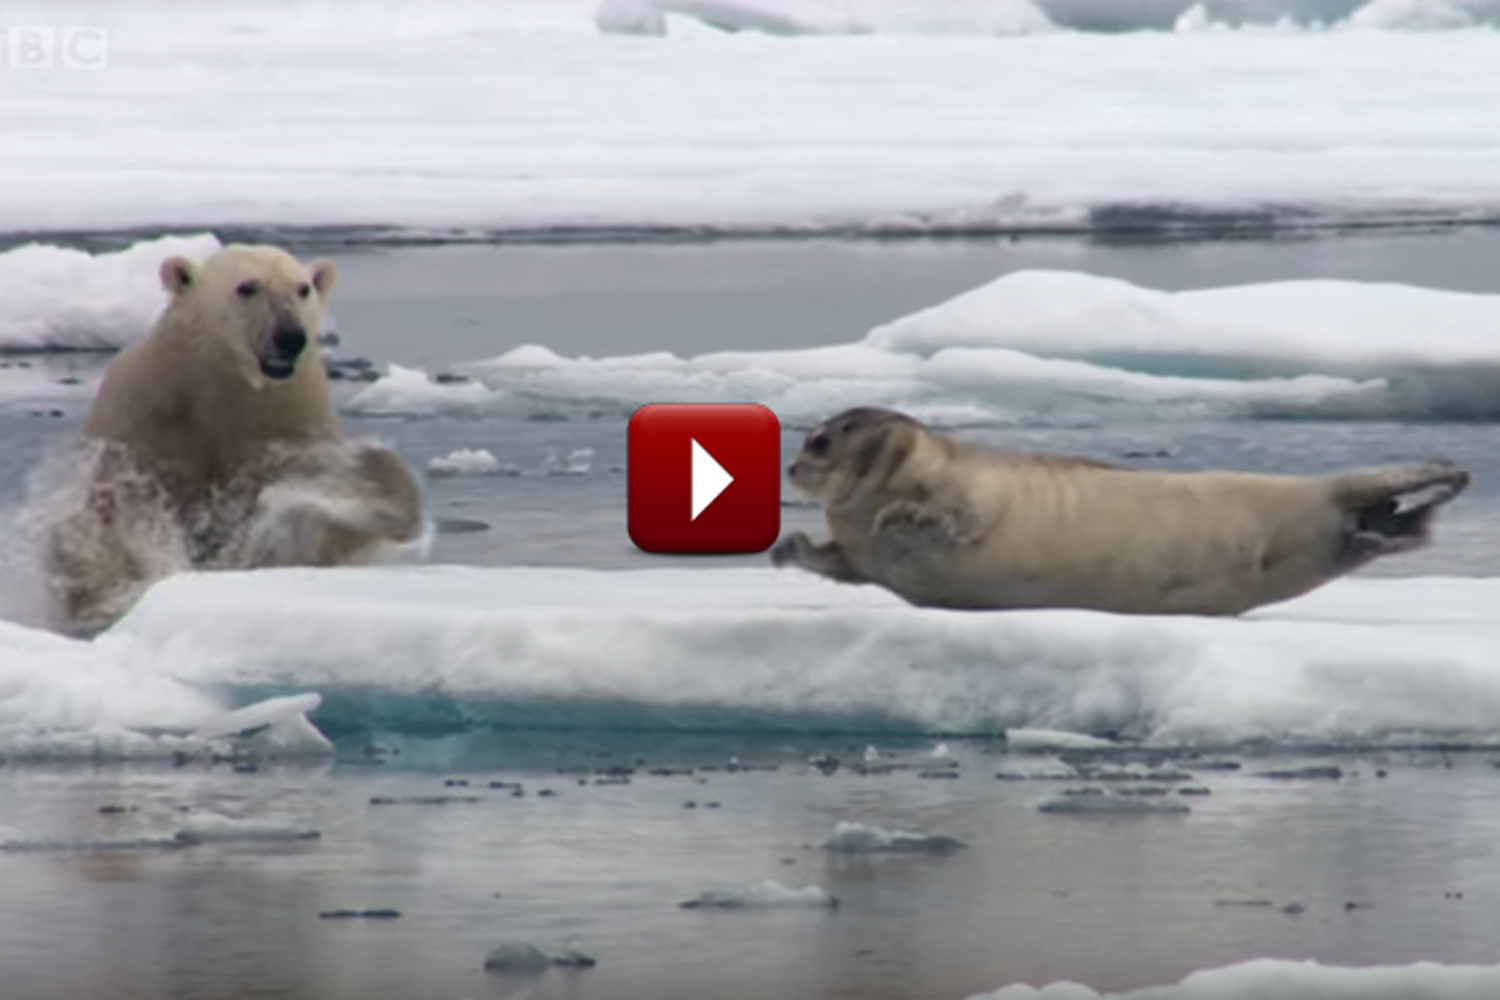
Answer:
[
  {"xmin": 297, "ymin": 283, "xmax": 312, "ymax": 299},
  {"xmin": 236, "ymin": 280, "xmax": 259, "ymax": 298}
]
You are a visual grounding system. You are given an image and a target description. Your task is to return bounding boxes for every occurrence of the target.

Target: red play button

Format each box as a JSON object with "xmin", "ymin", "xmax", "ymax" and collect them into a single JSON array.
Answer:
[{"xmin": 627, "ymin": 403, "xmax": 781, "ymax": 555}]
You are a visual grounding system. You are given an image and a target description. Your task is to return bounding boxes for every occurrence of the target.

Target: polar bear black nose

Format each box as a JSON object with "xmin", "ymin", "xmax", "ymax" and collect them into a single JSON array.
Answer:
[{"xmin": 272, "ymin": 326, "xmax": 308, "ymax": 358}]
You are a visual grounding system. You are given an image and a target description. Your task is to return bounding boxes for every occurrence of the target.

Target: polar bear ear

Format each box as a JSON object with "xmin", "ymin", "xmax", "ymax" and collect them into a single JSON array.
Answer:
[
  {"xmin": 309, "ymin": 259, "xmax": 337, "ymax": 299},
  {"xmin": 160, "ymin": 257, "xmax": 197, "ymax": 295}
]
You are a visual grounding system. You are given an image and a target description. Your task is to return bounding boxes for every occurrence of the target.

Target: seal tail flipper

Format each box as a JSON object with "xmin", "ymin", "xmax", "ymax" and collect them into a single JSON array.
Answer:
[{"xmin": 1332, "ymin": 459, "xmax": 1470, "ymax": 565}]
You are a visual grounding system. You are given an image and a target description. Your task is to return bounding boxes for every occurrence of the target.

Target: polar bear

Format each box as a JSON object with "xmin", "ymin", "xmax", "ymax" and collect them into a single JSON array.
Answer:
[{"xmin": 44, "ymin": 243, "xmax": 425, "ymax": 635}]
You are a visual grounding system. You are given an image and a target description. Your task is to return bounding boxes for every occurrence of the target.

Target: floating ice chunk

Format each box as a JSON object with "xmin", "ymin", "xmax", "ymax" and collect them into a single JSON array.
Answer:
[
  {"xmin": 0, "ymin": 235, "xmax": 222, "ymax": 352},
  {"xmin": 483, "ymin": 943, "xmax": 552, "ymax": 975},
  {"xmin": 594, "ymin": 0, "xmax": 667, "ymax": 34},
  {"xmin": 415, "ymin": 269, "xmax": 1500, "ymax": 426},
  {"xmin": 1005, "ymin": 728, "xmax": 1119, "ymax": 751},
  {"xmin": 680, "ymin": 879, "xmax": 839, "ymax": 909},
  {"xmin": 173, "ymin": 813, "xmax": 321, "ymax": 844},
  {"xmin": 1037, "ymin": 795, "xmax": 1191, "ymax": 815},
  {"xmin": 597, "ymin": 0, "xmax": 1056, "ymax": 36},
  {"xmin": 965, "ymin": 955, "xmax": 1500, "ymax": 999},
  {"xmin": 62, "ymin": 567, "xmax": 1500, "ymax": 751},
  {"xmin": 652, "ymin": 0, "xmax": 842, "ymax": 36},
  {"xmin": 543, "ymin": 447, "xmax": 594, "ymax": 476},
  {"xmin": 869, "ymin": 270, "xmax": 1500, "ymax": 374},
  {"xmin": 345, "ymin": 364, "xmax": 500, "ymax": 417},
  {"xmin": 189, "ymin": 693, "xmax": 332, "ymax": 757},
  {"xmin": 1174, "ymin": 3, "xmax": 1213, "ymax": 30},
  {"xmin": 1349, "ymin": 0, "xmax": 1484, "ymax": 30},
  {"xmin": 822, "ymin": 821, "xmax": 967, "ymax": 854},
  {"xmin": 0, "ymin": 611, "xmax": 232, "ymax": 761},
  {"xmin": 426, "ymin": 448, "xmax": 519, "ymax": 478}
]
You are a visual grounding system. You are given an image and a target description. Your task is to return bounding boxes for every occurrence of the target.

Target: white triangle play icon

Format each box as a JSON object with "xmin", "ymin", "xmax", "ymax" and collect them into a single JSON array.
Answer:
[{"xmin": 690, "ymin": 438, "xmax": 733, "ymax": 521}]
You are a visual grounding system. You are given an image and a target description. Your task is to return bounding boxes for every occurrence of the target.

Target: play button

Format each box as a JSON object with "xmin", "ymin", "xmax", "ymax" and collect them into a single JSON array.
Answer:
[
  {"xmin": 690, "ymin": 438, "xmax": 734, "ymax": 520},
  {"xmin": 627, "ymin": 403, "xmax": 781, "ymax": 554}
]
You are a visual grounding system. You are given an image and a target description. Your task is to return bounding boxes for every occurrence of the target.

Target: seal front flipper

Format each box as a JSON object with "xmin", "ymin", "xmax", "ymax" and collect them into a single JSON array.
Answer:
[
  {"xmin": 1332, "ymin": 458, "xmax": 1470, "ymax": 569},
  {"xmin": 871, "ymin": 499, "xmax": 981, "ymax": 553},
  {"xmin": 770, "ymin": 531, "xmax": 868, "ymax": 584}
]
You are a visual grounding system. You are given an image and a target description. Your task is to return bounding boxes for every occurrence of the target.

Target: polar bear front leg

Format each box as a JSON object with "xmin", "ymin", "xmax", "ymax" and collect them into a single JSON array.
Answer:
[{"xmin": 231, "ymin": 440, "xmax": 426, "ymax": 568}]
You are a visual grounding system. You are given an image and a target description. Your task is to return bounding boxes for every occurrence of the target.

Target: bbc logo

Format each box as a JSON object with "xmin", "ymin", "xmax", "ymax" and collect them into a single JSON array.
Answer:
[{"xmin": 1, "ymin": 26, "xmax": 108, "ymax": 71}]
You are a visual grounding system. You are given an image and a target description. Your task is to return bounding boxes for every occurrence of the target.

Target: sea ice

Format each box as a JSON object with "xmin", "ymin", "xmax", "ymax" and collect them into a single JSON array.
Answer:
[
  {"xmin": 967, "ymin": 955, "xmax": 1500, "ymax": 999},
  {"xmin": 84, "ymin": 566, "xmax": 1500, "ymax": 751},
  {"xmin": 172, "ymin": 812, "xmax": 322, "ymax": 844},
  {"xmin": 10, "ymin": 560, "xmax": 1500, "ymax": 758},
  {"xmin": 359, "ymin": 267, "xmax": 1500, "ymax": 423},
  {"xmin": 543, "ymin": 447, "xmax": 595, "ymax": 476},
  {"xmin": 340, "ymin": 364, "xmax": 497, "ymax": 418},
  {"xmin": 821, "ymin": 820, "xmax": 968, "ymax": 853},
  {"xmin": 3, "ymin": 3, "xmax": 1500, "ymax": 239},
  {"xmin": 0, "ymin": 234, "xmax": 221, "ymax": 352},
  {"xmin": 12, "ymin": 234, "xmax": 1500, "ymax": 424},
  {"xmin": 1004, "ymin": 728, "xmax": 1120, "ymax": 751},
  {"xmin": 426, "ymin": 448, "xmax": 518, "ymax": 478},
  {"xmin": 1036, "ymin": 794, "xmax": 1192, "ymax": 814},
  {"xmin": 679, "ymin": 880, "xmax": 840, "ymax": 908}
]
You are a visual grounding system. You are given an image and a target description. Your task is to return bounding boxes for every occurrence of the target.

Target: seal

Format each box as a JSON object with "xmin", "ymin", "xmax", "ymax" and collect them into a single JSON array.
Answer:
[{"xmin": 769, "ymin": 407, "xmax": 1470, "ymax": 616}]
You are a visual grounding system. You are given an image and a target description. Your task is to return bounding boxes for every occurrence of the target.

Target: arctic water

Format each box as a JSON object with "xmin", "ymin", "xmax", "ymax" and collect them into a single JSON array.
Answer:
[{"xmin": 7, "ymin": 1, "xmax": 1500, "ymax": 997}]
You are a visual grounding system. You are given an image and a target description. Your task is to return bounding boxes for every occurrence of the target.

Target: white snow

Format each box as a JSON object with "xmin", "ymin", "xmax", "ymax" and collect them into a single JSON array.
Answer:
[
  {"xmin": 343, "ymin": 268, "xmax": 1500, "ymax": 424},
  {"xmin": 6, "ymin": 563, "xmax": 1500, "ymax": 758},
  {"xmin": 969, "ymin": 956, "xmax": 1500, "ymax": 999},
  {"xmin": 2, "ymin": 3, "xmax": 1500, "ymax": 239}
]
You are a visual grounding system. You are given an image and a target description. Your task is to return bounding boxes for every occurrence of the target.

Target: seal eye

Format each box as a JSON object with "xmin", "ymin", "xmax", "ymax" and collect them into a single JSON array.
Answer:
[
  {"xmin": 297, "ymin": 282, "xmax": 312, "ymax": 299},
  {"xmin": 236, "ymin": 280, "xmax": 259, "ymax": 299},
  {"xmin": 808, "ymin": 432, "xmax": 831, "ymax": 456}
]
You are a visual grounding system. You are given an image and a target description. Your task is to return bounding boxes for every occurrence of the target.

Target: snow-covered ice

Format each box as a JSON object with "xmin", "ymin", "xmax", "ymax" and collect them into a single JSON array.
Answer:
[
  {"xmin": 345, "ymin": 268, "xmax": 1500, "ymax": 424},
  {"xmin": 968, "ymin": 956, "xmax": 1500, "ymax": 999},
  {"xmin": 0, "ymin": 234, "xmax": 221, "ymax": 352},
  {"xmin": 3, "ymin": 2, "xmax": 1500, "ymax": 241},
  {"xmin": 5, "ymin": 563, "xmax": 1495, "ymax": 759}
]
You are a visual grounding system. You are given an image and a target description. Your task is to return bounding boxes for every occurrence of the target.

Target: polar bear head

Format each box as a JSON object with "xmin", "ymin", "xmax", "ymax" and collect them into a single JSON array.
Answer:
[{"xmin": 157, "ymin": 244, "xmax": 337, "ymax": 391}]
